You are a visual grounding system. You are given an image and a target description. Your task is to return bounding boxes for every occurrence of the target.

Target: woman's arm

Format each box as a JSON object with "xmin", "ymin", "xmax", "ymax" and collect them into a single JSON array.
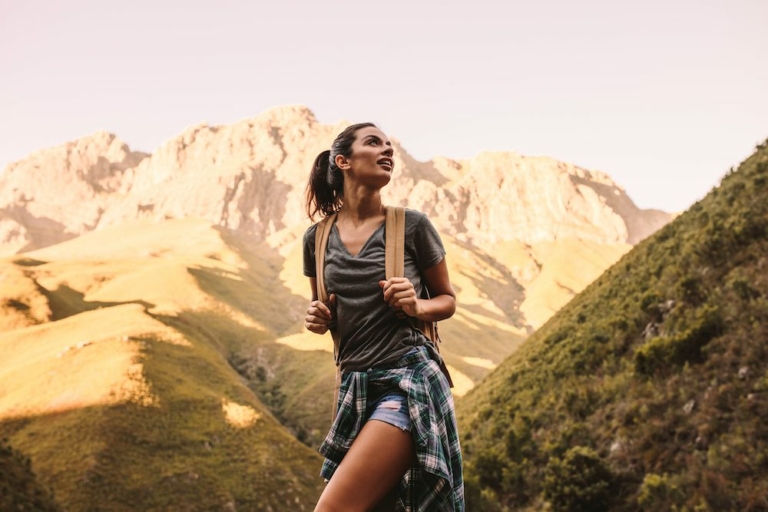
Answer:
[
  {"xmin": 305, "ymin": 277, "xmax": 336, "ymax": 334},
  {"xmin": 379, "ymin": 257, "xmax": 456, "ymax": 322},
  {"xmin": 309, "ymin": 277, "xmax": 319, "ymax": 302}
]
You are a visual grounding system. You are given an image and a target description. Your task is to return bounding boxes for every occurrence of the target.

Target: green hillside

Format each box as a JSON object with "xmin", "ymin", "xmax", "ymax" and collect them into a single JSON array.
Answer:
[
  {"xmin": 0, "ymin": 220, "xmax": 326, "ymax": 510},
  {"xmin": 459, "ymin": 140, "xmax": 768, "ymax": 511}
]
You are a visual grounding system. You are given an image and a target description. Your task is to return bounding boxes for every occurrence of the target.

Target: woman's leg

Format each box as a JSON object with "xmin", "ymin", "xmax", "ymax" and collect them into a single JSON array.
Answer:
[{"xmin": 315, "ymin": 419, "xmax": 415, "ymax": 512}]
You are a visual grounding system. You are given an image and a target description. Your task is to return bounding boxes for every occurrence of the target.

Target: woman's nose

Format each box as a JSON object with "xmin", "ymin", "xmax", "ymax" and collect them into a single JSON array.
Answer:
[{"xmin": 382, "ymin": 145, "xmax": 394, "ymax": 157}]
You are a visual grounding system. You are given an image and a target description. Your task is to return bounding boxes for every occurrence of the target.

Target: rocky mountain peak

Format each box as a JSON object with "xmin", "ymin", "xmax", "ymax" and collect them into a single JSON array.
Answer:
[
  {"xmin": 0, "ymin": 106, "xmax": 671, "ymax": 255},
  {"xmin": 0, "ymin": 132, "xmax": 148, "ymax": 253}
]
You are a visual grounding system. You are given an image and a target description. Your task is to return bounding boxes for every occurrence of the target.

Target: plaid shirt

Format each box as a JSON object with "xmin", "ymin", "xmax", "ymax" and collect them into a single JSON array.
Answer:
[{"xmin": 319, "ymin": 345, "xmax": 464, "ymax": 511}]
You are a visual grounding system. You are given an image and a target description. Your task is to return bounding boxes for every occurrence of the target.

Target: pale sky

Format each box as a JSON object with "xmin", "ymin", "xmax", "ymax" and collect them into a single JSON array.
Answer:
[{"xmin": 1, "ymin": 0, "xmax": 766, "ymax": 212}]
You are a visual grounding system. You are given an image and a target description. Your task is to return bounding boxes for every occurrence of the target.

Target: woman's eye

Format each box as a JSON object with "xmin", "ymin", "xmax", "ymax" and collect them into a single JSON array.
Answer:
[{"xmin": 368, "ymin": 139, "xmax": 378, "ymax": 145}]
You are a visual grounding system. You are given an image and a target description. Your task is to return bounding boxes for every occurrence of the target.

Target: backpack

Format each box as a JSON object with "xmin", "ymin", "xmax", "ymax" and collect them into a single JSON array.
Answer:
[{"xmin": 314, "ymin": 206, "xmax": 453, "ymax": 418}]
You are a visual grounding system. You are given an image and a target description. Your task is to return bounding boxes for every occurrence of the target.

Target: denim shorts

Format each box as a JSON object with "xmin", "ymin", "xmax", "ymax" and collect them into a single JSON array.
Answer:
[{"xmin": 366, "ymin": 389, "xmax": 411, "ymax": 432}]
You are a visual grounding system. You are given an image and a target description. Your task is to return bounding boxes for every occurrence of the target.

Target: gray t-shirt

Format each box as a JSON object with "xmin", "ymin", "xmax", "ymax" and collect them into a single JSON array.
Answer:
[{"xmin": 303, "ymin": 209, "xmax": 446, "ymax": 372}]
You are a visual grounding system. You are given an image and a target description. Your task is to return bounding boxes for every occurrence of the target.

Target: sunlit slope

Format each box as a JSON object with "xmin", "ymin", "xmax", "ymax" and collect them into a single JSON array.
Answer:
[
  {"xmin": 459, "ymin": 141, "xmax": 768, "ymax": 511},
  {"xmin": 521, "ymin": 238, "xmax": 631, "ymax": 328},
  {"xmin": 0, "ymin": 218, "xmax": 324, "ymax": 510},
  {"xmin": 0, "ymin": 257, "xmax": 52, "ymax": 331}
]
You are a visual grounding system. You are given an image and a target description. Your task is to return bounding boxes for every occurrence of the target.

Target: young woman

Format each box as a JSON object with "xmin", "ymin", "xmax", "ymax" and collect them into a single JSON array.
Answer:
[{"xmin": 302, "ymin": 123, "xmax": 464, "ymax": 511}]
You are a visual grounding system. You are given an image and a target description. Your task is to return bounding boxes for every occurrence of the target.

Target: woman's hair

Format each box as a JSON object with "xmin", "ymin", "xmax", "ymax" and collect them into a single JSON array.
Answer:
[{"xmin": 306, "ymin": 122, "xmax": 377, "ymax": 219}]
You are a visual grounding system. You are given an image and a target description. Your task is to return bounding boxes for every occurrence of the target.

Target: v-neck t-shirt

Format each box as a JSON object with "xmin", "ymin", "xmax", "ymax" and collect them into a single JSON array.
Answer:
[{"xmin": 303, "ymin": 209, "xmax": 446, "ymax": 372}]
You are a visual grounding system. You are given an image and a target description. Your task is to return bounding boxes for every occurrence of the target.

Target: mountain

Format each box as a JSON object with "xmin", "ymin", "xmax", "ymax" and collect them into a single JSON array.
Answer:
[
  {"xmin": 0, "ymin": 106, "xmax": 670, "ymax": 252},
  {"xmin": 0, "ymin": 131, "xmax": 148, "ymax": 253},
  {"xmin": 458, "ymin": 140, "xmax": 768, "ymax": 510},
  {"xmin": 0, "ymin": 105, "xmax": 670, "ymax": 330},
  {"xmin": 0, "ymin": 106, "xmax": 674, "ymax": 509}
]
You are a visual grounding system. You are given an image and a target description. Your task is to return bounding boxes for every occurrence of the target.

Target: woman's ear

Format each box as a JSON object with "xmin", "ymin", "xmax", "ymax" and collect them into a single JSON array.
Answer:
[{"xmin": 335, "ymin": 154, "xmax": 351, "ymax": 171}]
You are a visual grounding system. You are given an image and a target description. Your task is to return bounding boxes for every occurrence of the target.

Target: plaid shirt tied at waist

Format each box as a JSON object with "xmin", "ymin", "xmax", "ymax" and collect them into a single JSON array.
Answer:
[{"xmin": 319, "ymin": 344, "xmax": 464, "ymax": 511}]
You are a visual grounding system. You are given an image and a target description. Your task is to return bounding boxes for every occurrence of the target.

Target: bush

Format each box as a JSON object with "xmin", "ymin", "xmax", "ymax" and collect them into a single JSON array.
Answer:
[
  {"xmin": 474, "ymin": 449, "xmax": 506, "ymax": 490},
  {"xmin": 637, "ymin": 473, "xmax": 686, "ymax": 510},
  {"xmin": 543, "ymin": 446, "xmax": 613, "ymax": 511},
  {"xmin": 634, "ymin": 305, "xmax": 722, "ymax": 375}
]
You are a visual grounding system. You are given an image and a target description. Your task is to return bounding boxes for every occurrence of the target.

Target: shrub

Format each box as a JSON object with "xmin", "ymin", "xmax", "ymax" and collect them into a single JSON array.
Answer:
[
  {"xmin": 730, "ymin": 278, "xmax": 761, "ymax": 301},
  {"xmin": 634, "ymin": 305, "xmax": 722, "ymax": 375},
  {"xmin": 474, "ymin": 449, "xmax": 506, "ymax": 490},
  {"xmin": 677, "ymin": 276, "xmax": 706, "ymax": 306},
  {"xmin": 637, "ymin": 473, "xmax": 686, "ymax": 510},
  {"xmin": 543, "ymin": 446, "xmax": 613, "ymax": 511}
]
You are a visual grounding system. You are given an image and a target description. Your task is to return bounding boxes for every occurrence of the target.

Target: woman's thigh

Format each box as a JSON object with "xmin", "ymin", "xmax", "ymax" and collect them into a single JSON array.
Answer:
[{"xmin": 315, "ymin": 419, "xmax": 415, "ymax": 512}]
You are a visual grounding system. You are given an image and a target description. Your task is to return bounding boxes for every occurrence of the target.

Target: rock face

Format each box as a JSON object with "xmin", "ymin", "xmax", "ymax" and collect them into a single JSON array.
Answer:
[
  {"xmin": 0, "ymin": 132, "xmax": 148, "ymax": 253},
  {"xmin": 398, "ymin": 151, "xmax": 667, "ymax": 247},
  {"xmin": 0, "ymin": 105, "xmax": 671, "ymax": 255}
]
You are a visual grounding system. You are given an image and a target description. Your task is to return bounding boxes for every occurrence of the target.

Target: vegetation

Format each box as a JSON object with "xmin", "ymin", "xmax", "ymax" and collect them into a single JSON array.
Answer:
[
  {"xmin": 0, "ymin": 220, "xmax": 326, "ymax": 510},
  {"xmin": 543, "ymin": 446, "xmax": 613, "ymax": 512},
  {"xmin": 0, "ymin": 438, "xmax": 60, "ymax": 511},
  {"xmin": 459, "ymin": 140, "xmax": 768, "ymax": 511}
]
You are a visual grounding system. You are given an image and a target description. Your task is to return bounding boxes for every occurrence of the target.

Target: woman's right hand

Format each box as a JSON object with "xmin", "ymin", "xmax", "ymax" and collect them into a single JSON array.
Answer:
[{"xmin": 305, "ymin": 294, "xmax": 336, "ymax": 334}]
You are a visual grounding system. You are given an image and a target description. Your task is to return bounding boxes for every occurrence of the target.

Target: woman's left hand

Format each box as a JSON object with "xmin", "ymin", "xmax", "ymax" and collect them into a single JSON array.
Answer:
[{"xmin": 379, "ymin": 278, "xmax": 421, "ymax": 318}]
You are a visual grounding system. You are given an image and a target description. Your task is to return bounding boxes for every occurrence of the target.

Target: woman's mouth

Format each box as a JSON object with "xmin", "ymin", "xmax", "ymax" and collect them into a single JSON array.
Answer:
[{"xmin": 377, "ymin": 158, "xmax": 394, "ymax": 171}]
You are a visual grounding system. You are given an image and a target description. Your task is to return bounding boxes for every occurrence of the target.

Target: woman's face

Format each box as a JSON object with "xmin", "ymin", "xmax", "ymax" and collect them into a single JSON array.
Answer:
[{"xmin": 337, "ymin": 126, "xmax": 394, "ymax": 187}]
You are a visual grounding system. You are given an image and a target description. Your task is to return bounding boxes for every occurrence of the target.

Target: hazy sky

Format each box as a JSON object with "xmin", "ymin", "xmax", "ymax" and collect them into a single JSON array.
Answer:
[{"xmin": 1, "ymin": 0, "xmax": 766, "ymax": 212}]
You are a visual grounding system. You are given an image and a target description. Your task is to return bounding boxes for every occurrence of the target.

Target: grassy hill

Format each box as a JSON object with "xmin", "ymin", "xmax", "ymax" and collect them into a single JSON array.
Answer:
[
  {"xmin": 0, "ymin": 219, "xmax": 326, "ymax": 510},
  {"xmin": 459, "ymin": 140, "xmax": 768, "ymax": 511}
]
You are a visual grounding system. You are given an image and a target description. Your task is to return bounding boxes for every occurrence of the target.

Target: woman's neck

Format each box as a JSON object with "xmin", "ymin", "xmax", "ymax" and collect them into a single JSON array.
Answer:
[{"xmin": 338, "ymin": 189, "xmax": 384, "ymax": 226}]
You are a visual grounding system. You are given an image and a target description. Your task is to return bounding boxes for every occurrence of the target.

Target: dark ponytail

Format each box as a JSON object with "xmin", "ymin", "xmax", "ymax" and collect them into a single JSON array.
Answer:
[
  {"xmin": 306, "ymin": 149, "xmax": 343, "ymax": 219},
  {"xmin": 306, "ymin": 122, "xmax": 377, "ymax": 220}
]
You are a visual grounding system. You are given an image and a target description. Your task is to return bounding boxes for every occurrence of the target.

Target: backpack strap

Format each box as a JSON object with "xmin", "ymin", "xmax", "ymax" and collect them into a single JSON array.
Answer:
[
  {"xmin": 314, "ymin": 212, "xmax": 337, "ymax": 306},
  {"xmin": 384, "ymin": 207, "xmax": 453, "ymax": 387},
  {"xmin": 384, "ymin": 206, "xmax": 435, "ymax": 341},
  {"xmin": 314, "ymin": 213, "xmax": 342, "ymax": 420},
  {"xmin": 384, "ymin": 206, "xmax": 406, "ymax": 280}
]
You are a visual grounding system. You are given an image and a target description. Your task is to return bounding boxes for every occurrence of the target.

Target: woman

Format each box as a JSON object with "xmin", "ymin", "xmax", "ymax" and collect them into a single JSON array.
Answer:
[{"xmin": 303, "ymin": 123, "xmax": 464, "ymax": 511}]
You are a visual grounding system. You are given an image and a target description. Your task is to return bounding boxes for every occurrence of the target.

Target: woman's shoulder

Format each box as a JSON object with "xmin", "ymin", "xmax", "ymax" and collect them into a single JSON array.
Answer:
[
  {"xmin": 404, "ymin": 208, "xmax": 442, "ymax": 238},
  {"xmin": 303, "ymin": 221, "xmax": 320, "ymax": 247},
  {"xmin": 403, "ymin": 207, "xmax": 429, "ymax": 227}
]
